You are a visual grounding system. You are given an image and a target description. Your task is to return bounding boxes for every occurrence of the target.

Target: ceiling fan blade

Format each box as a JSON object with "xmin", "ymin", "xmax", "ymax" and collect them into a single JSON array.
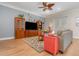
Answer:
[
  {"xmin": 43, "ymin": 2, "xmax": 47, "ymax": 7},
  {"xmin": 38, "ymin": 7, "xmax": 44, "ymax": 8},
  {"xmin": 48, "ymin": 3, "xmax": 55, "ymax": 8}
]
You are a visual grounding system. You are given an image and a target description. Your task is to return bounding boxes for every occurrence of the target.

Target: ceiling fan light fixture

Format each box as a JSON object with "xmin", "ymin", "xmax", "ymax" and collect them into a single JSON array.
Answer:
[{"xmin": 45, "ymin": 10, "xmax": 50, "ymax": 13}]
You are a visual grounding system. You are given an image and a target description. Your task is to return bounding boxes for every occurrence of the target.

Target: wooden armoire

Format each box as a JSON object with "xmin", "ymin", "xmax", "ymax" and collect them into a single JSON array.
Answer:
[{"xmin": 15, "ymin": 17, "xmax": 25, "ymax": 39}]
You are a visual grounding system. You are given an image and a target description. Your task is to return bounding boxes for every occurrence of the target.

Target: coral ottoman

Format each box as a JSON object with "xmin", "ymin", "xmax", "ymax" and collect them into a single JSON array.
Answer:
[{"xmin": 44, "ymin": 34, "xmax": 59, "ymax": 55}]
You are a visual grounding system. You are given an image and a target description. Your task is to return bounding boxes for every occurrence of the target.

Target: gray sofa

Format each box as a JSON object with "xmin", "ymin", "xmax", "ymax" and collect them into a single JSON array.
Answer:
[{"xmin": 57, "ymin": 30, "xmax": 73, "ymax": 53}]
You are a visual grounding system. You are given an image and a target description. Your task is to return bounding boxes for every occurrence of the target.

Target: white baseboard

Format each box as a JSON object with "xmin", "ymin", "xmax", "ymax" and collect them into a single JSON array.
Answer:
[
  {"xmin": 0, "ymin": 37, "xmax": 15, "ymax": 40},
  {"xmin": 73, "ymin": 36, "xmax": 79, "ymax": 39}
]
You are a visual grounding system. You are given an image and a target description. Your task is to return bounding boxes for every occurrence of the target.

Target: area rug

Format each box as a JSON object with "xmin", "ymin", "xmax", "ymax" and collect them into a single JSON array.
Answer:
[{"xmin": 23, "ymin": 37, "xmax": 44, "ymax": 53}]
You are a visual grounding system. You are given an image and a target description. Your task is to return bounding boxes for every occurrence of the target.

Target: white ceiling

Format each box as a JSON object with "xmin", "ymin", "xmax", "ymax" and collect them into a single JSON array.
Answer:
[{"xmin": 0, "ymin": 2, "xmax": 79, "ymax": 17}]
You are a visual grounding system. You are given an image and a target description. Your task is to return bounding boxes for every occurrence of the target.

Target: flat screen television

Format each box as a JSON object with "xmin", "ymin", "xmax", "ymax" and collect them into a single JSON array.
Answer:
[{"xmin": 25, "ymin": 22, "xmax": 37, "ymax": 30}]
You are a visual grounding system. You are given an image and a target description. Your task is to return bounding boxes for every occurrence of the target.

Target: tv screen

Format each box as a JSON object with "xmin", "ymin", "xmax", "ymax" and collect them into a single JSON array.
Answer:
[{"xmin": 25, "ymin": 22, "xmax": 37, "ymax": 30}]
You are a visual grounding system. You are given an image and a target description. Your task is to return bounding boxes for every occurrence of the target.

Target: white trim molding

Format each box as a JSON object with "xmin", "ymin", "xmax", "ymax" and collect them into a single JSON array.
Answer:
[
  {"xmin": 73, "ymin": 36, "xmax": 79, "ymax": 39},
  {"xmin": 0, "ymin": 2, "xmax": 42, "ymax": 17},
  {"xmin": 0, "ymin": 37, "xmax": 15, "ymax": 40}
]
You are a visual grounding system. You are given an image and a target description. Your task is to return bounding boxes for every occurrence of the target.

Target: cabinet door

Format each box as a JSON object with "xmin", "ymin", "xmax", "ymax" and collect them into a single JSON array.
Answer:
[
  {"xmin": 25, "ymin": 30, "xmax": 29, "ymax": 37},
  {"xmin": 15, "ymin": 17, "xmax": 25, "ymax": 39},
  {"xmin": 15, "ymin": 30, "xmax": 25, "ymax": 39},
  {"xmin": 28, "ymin": 30, "xmax": 33, "ymax": 36}
]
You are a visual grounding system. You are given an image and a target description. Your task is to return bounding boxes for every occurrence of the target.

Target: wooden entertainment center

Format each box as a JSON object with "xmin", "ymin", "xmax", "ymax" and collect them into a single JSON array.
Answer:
[
  {"xmin": 25, "ymin": 30, "xmax": 38, "ymax": 37},
  {"xmin": 15, "ymin": 17, "xmax": 42, "ymax": 39}
]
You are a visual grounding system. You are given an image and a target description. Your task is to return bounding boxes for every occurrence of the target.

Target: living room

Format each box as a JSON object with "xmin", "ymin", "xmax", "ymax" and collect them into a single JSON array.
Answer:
[{"xmin": 0, "ymin": 2, "xmax": 79, "ymax": 56}]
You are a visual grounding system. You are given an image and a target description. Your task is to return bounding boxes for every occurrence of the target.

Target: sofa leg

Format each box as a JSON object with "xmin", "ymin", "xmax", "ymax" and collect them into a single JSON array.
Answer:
[
  {"xmin": 71, "ymin": 41, "xmax": 73, "ymax": 44},
  {"xmin": 59, "ymin": 50, "xmax": 64, "ymax": 54}
]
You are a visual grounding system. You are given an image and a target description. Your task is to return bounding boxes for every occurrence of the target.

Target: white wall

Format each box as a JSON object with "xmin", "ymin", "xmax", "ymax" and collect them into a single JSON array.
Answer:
[
  {"xmin": 65, "ymin": 9, "xmax": 79, "ymax": 38},
  {"xmin": 45, "ymin": 8, "xmax": 79, "ymax": 39}
]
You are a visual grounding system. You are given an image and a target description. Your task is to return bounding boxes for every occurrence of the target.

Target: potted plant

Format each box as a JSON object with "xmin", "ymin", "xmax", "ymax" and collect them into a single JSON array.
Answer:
[{"xmin": 18, "ymin": 14, "xmax": 24, "ymax": 18}]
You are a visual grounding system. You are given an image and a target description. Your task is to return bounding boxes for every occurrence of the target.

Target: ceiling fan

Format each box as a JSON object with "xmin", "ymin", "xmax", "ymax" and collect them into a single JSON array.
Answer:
[{"xmin": 38, "ymin": 2, "xmax": 55, "ymax": 11}]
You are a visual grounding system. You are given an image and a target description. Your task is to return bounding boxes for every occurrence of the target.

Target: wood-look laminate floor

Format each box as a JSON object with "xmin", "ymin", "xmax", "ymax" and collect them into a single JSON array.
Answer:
[{"xmin": 0, "ymin": 37, "xmax": 79, "ymax": 56}]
